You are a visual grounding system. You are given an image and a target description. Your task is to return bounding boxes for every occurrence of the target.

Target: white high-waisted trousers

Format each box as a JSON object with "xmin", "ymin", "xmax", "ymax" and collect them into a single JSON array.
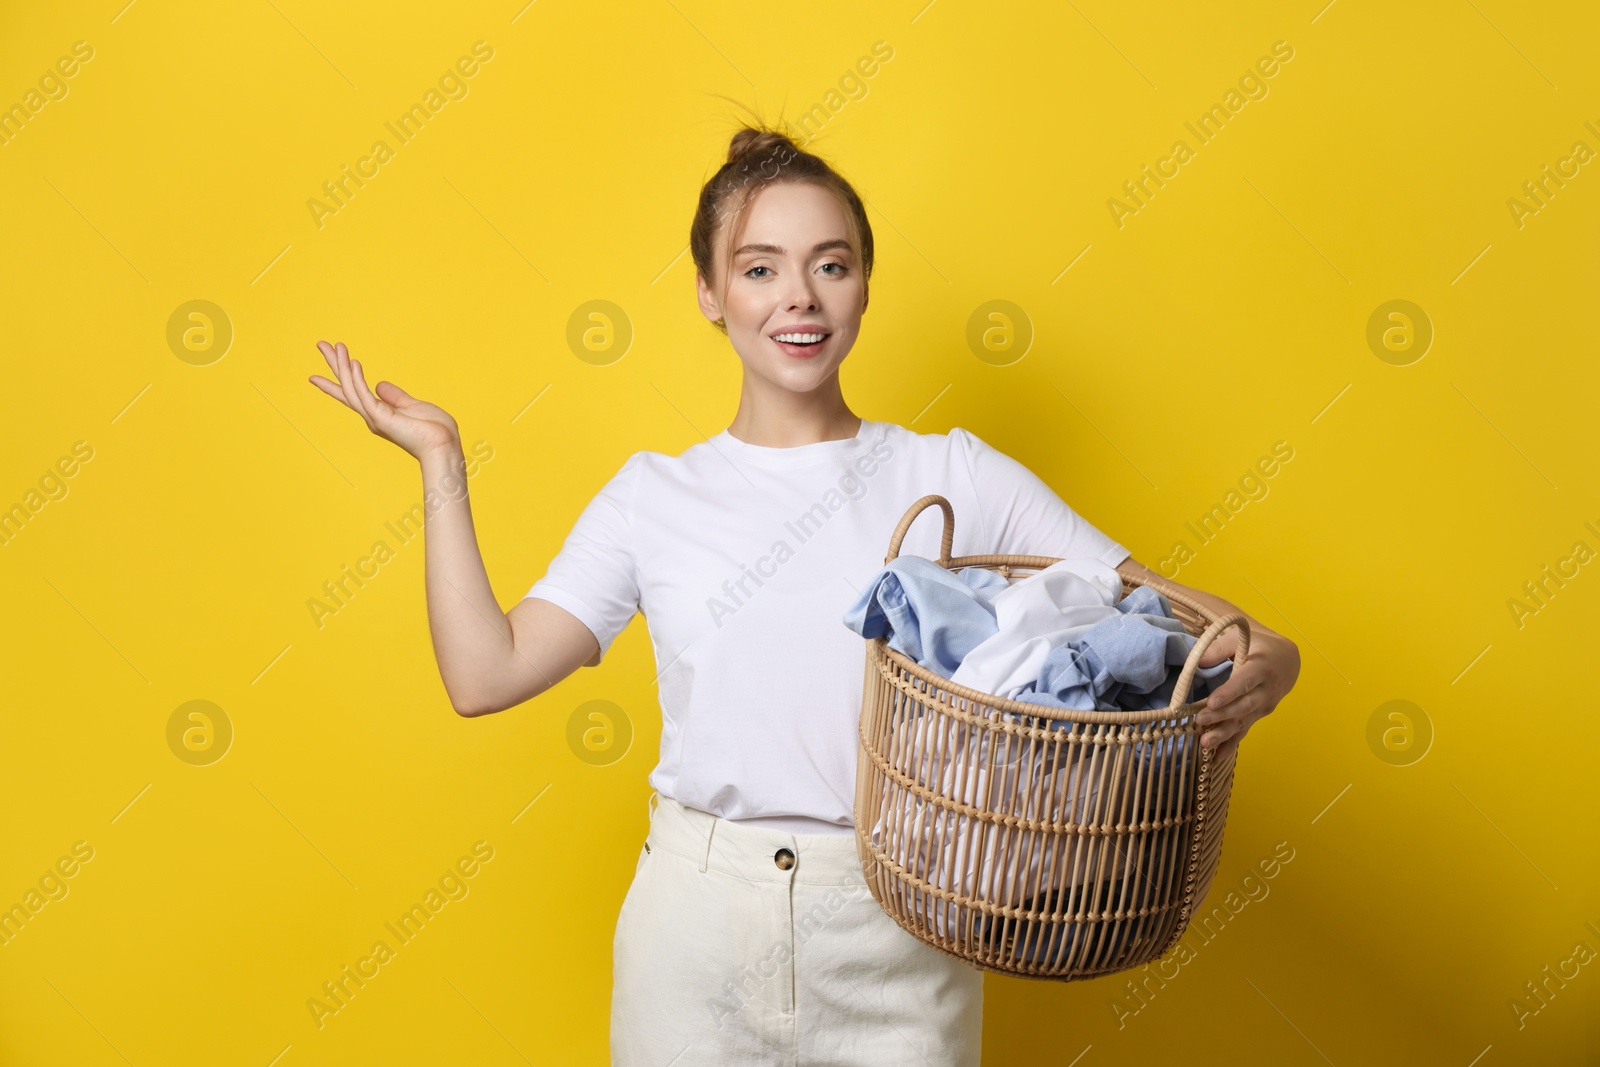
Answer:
[{"xmin": 611, "ymin": 791, "xmax": 984, "ymax": 1066}]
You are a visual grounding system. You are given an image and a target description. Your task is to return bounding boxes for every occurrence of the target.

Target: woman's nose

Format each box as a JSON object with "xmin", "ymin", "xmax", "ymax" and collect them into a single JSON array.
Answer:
[{"xmin": 785, "ymin": 283, "xmax": 820, "ymax": 312}]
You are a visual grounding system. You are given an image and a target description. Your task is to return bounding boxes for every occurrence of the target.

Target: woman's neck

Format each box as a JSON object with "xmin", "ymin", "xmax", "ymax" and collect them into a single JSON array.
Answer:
[{"xmin": 726, "ymin": 374, "xmax": 857, "ymax": 447}]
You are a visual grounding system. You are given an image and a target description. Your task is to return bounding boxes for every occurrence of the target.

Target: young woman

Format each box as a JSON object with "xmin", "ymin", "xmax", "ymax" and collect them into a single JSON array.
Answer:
[{"xmin": 309, "ymin": 126, "xmax": 1302, "ymax": 1065}]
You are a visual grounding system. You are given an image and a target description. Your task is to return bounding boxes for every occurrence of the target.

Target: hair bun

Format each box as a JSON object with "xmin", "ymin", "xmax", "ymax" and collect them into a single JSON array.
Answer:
[{"xmin": 726, "ymin": 125, "xmax": 798, "ymax": 165}]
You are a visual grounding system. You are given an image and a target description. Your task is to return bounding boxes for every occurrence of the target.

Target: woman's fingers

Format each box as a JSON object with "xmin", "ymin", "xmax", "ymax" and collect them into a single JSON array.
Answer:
[
  {"xmin": 332, "ymin": 341, "xmax": 358, "ymax": 408},
  {"xmin": 1200, "ymin": 685, "xmax": 1266, "ymax": 738},
  {"xmin": 313, "ymin": 343, "xmax": 342, "ymax": 387},
  {"xmin": 1198, "ymin": 682, "xmax": 1246, "ymax": 741},
  {"xmin": 375, "ymin": 379, "xmax": 414, "ymax": 405},
  {"xmin": 311, "ymin": 341, "xmax": 359, "ymax": 414},
  {"xmin": 1202, "ymin": 675, "xmax": 1242, "ymax": 711},
  {"xmin": 331, "ymin": 343, "xmax": 372, "ymax": 427},
  {"xmin": 373, "ymin": 379, "xmax": 429, "ymax": 419},
  {"xmin": 310, "ymin": 341, "xmax": 454, "ymax": 459},
  {"xmin": 1201, "ymin": 709, "xmax": 1241, "ymax": 747},
  {"xmin": 312, "ymin": 340, "xmax": 377, "ymax": 429},
  {"xmin": 350, "ymin": 359, "xmax": 394, "ymax": 426},
  {"xmin": 1197, "ymin": 629, "xmax": 1238, "ymax": 666},
  {"xmin": 316, "ymin": 340, "xmax": 355, "ymax": 407},
  {"xmin": 1201, "ymin": 714, "xmax": 1245, "ymax": 750},
  {"xmin": 347, "ymin": 359, "xmax": 381, "ymax": 427},
  {"xmin": 1203, "ymin": 654, "xmax": 1262, "ymax": 709},
  {"xmin": 1200, "ymin": 685, "xmax": 1277, "ymax": 750},
  {"xmin": 308, "ymin": 374, "xmax": 346, "ymax": 401}
]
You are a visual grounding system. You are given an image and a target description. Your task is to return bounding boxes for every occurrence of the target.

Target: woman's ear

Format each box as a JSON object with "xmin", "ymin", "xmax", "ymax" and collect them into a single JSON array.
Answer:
[{"xmin": 695, "ymin": 271, "xmax": 724, "ymax": 325}]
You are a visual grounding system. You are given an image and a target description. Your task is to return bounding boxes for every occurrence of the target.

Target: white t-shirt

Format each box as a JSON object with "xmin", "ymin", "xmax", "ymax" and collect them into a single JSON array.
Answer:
[{"xmin": 523, "ymin": 418, "xmax": 1130, "ymax": 835}]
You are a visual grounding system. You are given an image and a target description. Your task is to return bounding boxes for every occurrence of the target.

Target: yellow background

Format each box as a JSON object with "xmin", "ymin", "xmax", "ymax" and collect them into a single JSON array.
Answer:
[{"xmin": 2, "ymin": 0, "xmax": 1597, "ymax": 1063}]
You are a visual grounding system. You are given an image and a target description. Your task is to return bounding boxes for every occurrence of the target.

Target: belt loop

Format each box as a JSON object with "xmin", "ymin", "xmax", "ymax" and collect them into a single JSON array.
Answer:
[{"xmin": 648, "ymin": 790, "xmax": 659, "ymax": 818}]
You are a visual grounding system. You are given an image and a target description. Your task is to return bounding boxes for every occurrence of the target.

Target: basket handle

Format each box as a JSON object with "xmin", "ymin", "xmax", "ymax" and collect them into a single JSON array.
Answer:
[
  {"xmin": 884, "ymin": 494, "xmax": 954, "ymax": 565},
  {"xmin": 1168, "ymin": 612, "xmax": 1251, "ymax": 710}
]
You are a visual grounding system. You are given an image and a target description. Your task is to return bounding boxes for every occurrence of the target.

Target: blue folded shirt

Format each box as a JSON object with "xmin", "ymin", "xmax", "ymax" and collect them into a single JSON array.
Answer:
[{"xmin": 841, "ymin": 555, "xmax": 1008, "ymax": 677}]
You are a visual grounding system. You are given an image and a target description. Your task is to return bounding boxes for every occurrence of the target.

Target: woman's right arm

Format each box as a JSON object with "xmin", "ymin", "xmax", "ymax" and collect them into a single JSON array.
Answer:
[
  {"xmin": 311, "ymin": 340, "xmax": 599, "ymax": 717},
  {"xmin": 416, "ymin": 444, "xmax": 600, "ymax": 715}
]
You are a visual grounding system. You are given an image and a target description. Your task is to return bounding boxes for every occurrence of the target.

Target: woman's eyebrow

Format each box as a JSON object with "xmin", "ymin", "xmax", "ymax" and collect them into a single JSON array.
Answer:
[{"xmin": 733, "ymin": 239, "xmax": 853, "ymax": 257}]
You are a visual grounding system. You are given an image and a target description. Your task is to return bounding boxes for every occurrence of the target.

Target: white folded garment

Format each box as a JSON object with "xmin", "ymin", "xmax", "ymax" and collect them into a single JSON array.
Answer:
[{"xmin": 947, "ymin": 558, "xmax": 1126, "ymax": 700}]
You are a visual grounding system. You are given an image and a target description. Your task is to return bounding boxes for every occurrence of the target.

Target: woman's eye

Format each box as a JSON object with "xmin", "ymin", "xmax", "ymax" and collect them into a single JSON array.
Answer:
[
  {"xmin": 820, "ymin": 262, "xmax": 847, "ymax": 275},
  {"xmin": 744, "ymin": 265, "xmax": 772, "ymax": 278}
]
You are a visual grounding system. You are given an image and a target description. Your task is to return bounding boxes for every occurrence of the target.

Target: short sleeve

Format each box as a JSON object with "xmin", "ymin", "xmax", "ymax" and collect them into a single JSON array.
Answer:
[
  {"xmin": 951, "ymin": 427, "xmax": 1130, "ymax": 568},
  {"xmin": 523, "ymin": 453, "xmax": 642, "ymax": 664}
]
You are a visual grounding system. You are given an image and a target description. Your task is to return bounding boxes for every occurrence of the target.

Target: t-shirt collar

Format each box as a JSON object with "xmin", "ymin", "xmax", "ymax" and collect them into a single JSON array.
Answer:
[{"xmin": 711, "ymin": 417, "xmax": 881, "ymax": 469}]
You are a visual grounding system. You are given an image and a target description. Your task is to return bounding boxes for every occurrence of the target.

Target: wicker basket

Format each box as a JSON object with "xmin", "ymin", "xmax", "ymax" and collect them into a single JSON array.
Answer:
[{"xmin": 853, "ymin": 494, "xmax": 1250, "ymax": 981}]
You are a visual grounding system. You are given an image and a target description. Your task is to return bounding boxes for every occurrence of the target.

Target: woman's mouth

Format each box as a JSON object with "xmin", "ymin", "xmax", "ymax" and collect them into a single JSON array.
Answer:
[{"xmin": 770, "ymin": 330, "xmax": 831, "ymax": 357}]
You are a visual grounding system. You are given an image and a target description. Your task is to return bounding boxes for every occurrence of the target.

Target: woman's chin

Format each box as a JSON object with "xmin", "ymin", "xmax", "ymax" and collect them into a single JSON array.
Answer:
[{"xmin": 749, "ymin": 361, "xmax": 842, "ymax": 392}]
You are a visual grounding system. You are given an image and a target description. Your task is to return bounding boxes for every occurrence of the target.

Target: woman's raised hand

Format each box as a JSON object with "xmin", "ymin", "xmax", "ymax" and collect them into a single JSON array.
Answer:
[{"xmin": 309, "ymin": 340, "xmax": 461, "ymax": 461}]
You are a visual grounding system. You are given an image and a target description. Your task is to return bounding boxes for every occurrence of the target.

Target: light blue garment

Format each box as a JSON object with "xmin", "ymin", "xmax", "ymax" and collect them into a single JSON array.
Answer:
[
  {"xmin": 1010, "ymin": 585, "xmax": 1233, "ymax": 712},
  {"xmin": 842, "ymin": 558, "xmax": 1009, "ymax": 678}
]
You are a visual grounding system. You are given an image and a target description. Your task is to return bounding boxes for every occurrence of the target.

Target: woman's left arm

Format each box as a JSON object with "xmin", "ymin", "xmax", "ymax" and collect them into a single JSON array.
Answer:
[{"xmin": 1114, "ymin": 557, "xmax": 1302, "ymax": 761}]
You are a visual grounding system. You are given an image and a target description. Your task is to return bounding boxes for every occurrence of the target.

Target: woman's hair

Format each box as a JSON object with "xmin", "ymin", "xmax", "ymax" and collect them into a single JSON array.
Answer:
[{"xmin": 690, "ymin": 124, "xmax": 874, "ymax": 333}]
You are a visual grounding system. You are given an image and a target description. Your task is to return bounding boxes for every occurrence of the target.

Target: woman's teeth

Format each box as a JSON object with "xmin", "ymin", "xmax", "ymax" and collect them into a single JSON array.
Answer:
[{"xmin": 773, "ymin": 332, "xmax": 827, "ymax": 344}]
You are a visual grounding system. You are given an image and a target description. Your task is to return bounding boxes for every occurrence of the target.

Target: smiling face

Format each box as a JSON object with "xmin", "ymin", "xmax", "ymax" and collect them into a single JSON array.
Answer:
[{"xmin": 696, "ymin": 180, "xmax": 867, "ymax": 394}]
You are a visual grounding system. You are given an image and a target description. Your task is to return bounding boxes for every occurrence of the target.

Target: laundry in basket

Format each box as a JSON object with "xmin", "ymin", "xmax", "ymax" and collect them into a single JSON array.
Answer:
[{"xmin": 845, "ymin": 554, "xmax": 1233, "ymax": 948}]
